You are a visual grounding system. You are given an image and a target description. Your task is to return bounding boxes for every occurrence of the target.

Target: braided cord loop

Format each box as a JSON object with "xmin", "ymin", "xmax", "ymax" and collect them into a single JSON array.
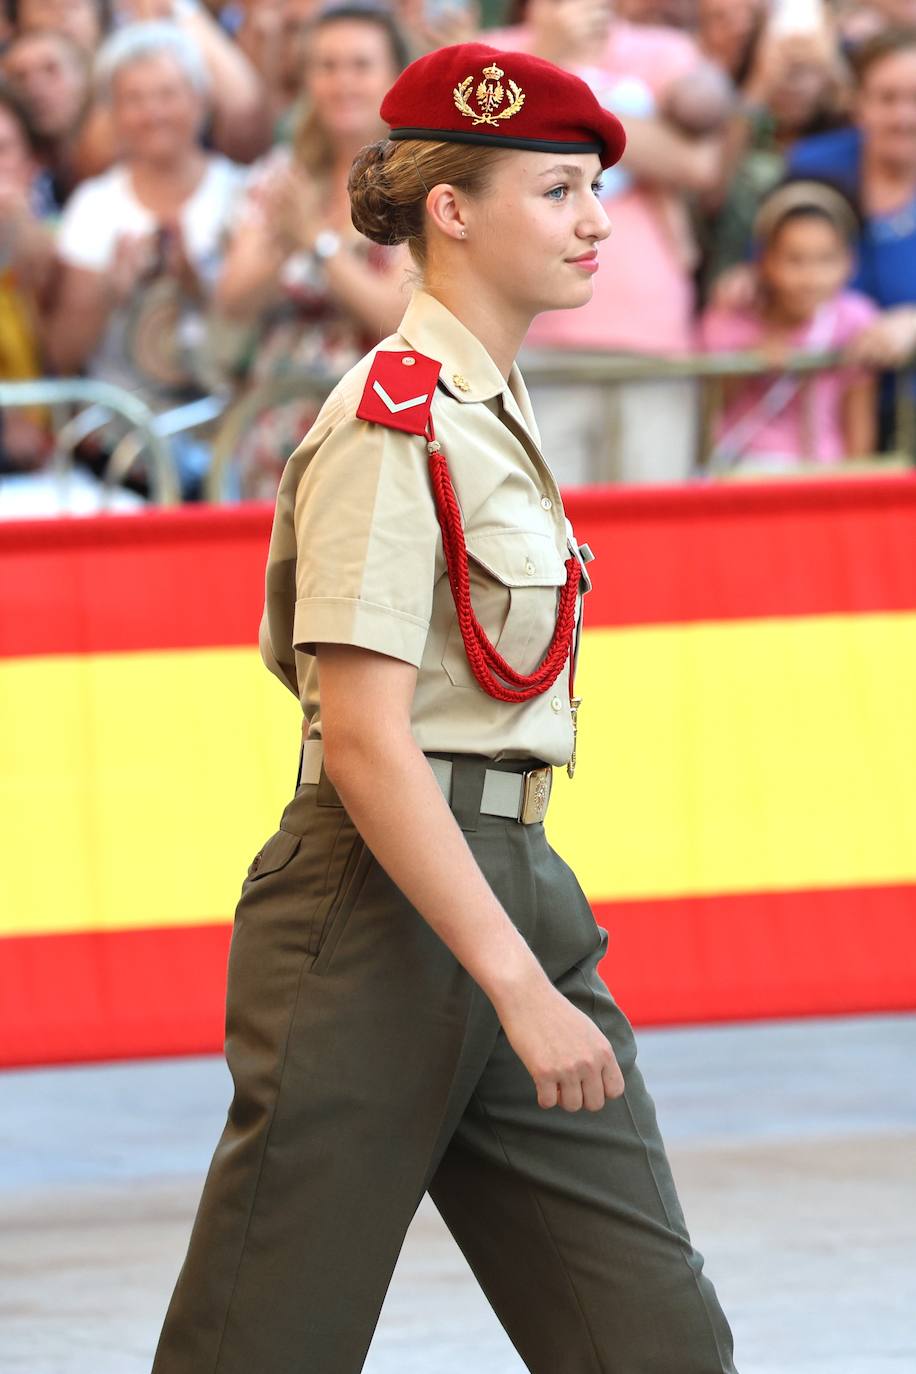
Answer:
[{"xmin": 426, "ymin": 422, "xmax": 579, "ymax": 703}]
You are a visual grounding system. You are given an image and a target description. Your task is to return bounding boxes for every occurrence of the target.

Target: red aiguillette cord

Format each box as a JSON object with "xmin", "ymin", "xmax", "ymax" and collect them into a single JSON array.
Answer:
[{"xmin": 425, "ymin": 416, "xmax": 579, "ymax": 704}]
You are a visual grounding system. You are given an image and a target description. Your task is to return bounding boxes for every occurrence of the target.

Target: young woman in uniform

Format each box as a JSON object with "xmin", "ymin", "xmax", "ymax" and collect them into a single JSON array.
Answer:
[{"xmin": 152, "ymin": 41, "xmax": 740, "ymax": 1374}]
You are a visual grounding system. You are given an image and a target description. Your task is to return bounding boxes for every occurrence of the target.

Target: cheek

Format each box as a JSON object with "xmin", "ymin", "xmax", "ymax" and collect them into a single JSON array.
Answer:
[{"xmin": 521, "ymin": 202, "xmax": 570, "ymax": 256}]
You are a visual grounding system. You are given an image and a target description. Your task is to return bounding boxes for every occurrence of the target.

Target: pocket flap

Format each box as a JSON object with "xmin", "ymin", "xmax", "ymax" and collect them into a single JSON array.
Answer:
[
  {"xmin": 247, "ymin": 828, "xmax": 301, "ymax": 880},
  {"xmin": 465, "ymin": 527, "xmax": 568, "ymax": 587}
]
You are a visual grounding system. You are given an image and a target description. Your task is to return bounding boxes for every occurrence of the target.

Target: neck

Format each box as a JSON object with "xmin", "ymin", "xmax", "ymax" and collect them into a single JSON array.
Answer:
[
  {"xmin": 422, "ymin": 275, "xmax": 529, "ymax": 380},
  {"xmin": 130, "ymin": 147, "xmax": 204, "ymax": 194},
  {"xmin": 863, "ymin": 146, "xmax": 916, "ymax": 196}
]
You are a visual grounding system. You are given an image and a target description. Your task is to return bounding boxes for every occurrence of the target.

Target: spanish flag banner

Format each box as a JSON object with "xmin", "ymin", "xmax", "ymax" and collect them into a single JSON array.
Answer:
[{"xmin": 1, "ymin": 477, "xmax": 915, "ymax": 1067}]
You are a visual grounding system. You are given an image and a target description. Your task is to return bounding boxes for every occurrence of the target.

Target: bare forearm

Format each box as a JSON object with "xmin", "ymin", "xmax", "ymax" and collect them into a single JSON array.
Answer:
[
  {"xmin": 841, "ymin": 378, "xmax": 877, "ymax": 458},
  {"xmin": 214, "ymin": 240, "xmax": 287, "ymax": 319},
  {"xmin": 44, "ymin": 286, "xmax": 112, "ymax": 373},
  {"xmin": 235, "ymin": 14, "xmax": 288, "ymax": 119},
  {"xmin": 700, "ymin": 110, "xmax": 756, "ymax": 212},
  {"xmin": 321, "ymin": 251, "xmax": 410, "ymax": 337},
  {"xmin": 323, "ymin": 729, "xmax": 547, "ymax": 1009},
  {"xmin": 179, "ymin": 4, "xmax": 272, "ymax": 160},
  {"xmin": 621, "ymin": 116, "xmax": 723, "ymax": 193}
]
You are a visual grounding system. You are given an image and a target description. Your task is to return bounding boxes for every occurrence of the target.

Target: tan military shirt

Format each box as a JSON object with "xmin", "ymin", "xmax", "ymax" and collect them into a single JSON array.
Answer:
[{"xmin": 259, "ymin": 287, "xmax": 592, "ymax": 767}]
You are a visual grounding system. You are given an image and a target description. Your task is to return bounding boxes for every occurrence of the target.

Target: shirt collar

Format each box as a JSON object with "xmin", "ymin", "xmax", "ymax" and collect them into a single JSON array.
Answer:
[{"xmin": 396, "ymin": 287, "xmax": 541, "ymax": 447}]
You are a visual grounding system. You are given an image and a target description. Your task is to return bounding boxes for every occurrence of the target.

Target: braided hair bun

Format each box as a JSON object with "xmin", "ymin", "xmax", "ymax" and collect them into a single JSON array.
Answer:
[{"xmin": 348, "ymin": 139, "xmax": 421, "ymax": 247}]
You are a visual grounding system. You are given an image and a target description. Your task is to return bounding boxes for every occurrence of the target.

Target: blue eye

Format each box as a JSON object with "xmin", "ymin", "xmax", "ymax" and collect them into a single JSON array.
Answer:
[
  {"xmin": 546, "ymin": 184, "xmax": 568, "ymax": 200},
  {"xmin": 592, "ymin": 180, "xmax": 604, "ymax": 197}
]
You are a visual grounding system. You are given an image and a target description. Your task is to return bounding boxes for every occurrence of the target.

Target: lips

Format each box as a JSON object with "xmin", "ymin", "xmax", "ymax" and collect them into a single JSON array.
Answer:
[{"xmin": 567, "ymin": 251, "xmax": 598, "ymax": 264}]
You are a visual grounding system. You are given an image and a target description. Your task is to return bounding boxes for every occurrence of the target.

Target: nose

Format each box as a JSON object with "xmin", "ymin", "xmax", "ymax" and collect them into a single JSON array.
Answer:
[{"xmin": 580, "ymin": 198, "xmax": 612, "ymax": 244}]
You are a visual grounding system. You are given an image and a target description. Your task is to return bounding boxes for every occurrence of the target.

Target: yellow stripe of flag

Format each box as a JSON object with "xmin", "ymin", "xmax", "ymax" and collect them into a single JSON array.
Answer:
[
  {"xmin": 2, "ymin": 612, "xmax": 916, "ymax": 939},
  {"xmin": 550, "ymin": 613, "xmax": 916, "ymax": 899}
]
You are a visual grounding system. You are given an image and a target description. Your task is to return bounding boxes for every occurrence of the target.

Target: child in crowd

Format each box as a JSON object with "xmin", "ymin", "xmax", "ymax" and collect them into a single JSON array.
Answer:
[{"xmin": 698, "ymin": 179, "xmax": 879, "ymax": 473}]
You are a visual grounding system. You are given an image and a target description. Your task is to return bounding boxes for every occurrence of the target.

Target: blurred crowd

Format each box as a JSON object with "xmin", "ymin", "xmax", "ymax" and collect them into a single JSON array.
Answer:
[{"xmin": 1, "ymin": 0, "xmax": 916, "ymax": 501}]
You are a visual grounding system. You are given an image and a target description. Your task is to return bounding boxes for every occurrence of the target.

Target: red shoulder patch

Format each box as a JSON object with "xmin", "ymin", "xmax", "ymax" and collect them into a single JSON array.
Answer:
[{"xmin": 356, "ymin": 348, "xmax": 442, "ymax": 437}]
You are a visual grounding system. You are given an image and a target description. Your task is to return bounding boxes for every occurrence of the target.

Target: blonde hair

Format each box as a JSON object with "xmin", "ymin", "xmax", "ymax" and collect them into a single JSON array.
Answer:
[{"xmin": 348, "ymin": 138, "xmax": 510, "ymax": 267}]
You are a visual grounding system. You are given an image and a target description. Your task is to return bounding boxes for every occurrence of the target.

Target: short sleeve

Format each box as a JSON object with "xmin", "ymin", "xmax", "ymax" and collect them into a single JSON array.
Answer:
[
  {"xmin": 834, "ymin": 290, "xmax": 880, "ymax": 342},
  {"xmin": 832, "ymin": 290, "xmax": 881, "ymax": 385},
  {"xmin": 56, "ymin": 180, "xmax": 119, "ymax": 272},
  {"xmin": 785, "ymin": 127, "xmax": 862, "ymax": 201},
  {"xmin": 696, "ymin": 306, "xmax": 756, "ymax": 353},
  {"xmin": 292, "ymin": 406, "xmax": 441, "ymax": 667}
]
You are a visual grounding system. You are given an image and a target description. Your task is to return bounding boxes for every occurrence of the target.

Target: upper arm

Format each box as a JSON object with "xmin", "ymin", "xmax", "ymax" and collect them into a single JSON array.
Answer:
[
  {"xmin": 316, "ymin": 643, "xmax": 418, "ymax": 758},
  {"xmin": 292, "ymin": 404, "xmax": 441, "ymax": 670}
]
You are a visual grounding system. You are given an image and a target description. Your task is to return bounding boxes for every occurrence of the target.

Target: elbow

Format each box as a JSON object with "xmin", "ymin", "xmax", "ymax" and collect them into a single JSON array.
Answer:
[
  {"xmin": 321, "ymin": 717, "xmax": 412, "ymax": 792},
  {"xmin": 320, "ymin": 723, "xmax": 373, "ymax": 792}
]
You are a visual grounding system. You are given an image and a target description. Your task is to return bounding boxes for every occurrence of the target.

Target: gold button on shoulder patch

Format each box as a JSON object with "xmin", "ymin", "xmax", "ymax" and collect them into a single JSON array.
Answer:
[
  {"xmin": 402, "ymin": 356, "xmax": 416, "ymax": 366},
  {"xmin": 452, "ymin": 373, "xmax": 470, "ymax": 392}
]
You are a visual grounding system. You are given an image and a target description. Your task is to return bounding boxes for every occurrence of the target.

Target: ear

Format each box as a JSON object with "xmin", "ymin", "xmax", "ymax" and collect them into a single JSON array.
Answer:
[{"xmin": 425, "ymin": 182, "xmax": 468, "ymax": 242}]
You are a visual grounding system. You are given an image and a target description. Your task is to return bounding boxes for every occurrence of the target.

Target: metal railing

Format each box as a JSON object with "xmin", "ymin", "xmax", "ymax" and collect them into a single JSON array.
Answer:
[
  {"xmin": 202, "ymin": 349, "xmax": 915, "ymax": 501},
  {"xmin": 204, "ymin": 373, "xmax": 337, "ymax": 503},
  {"xmin": 4, "ymin": 352, "xmax": 914, "ymax": 510},
  {"xmin": 0, "ymin": 379, "xmax": 229, "ymax": 508},
  {"xmin": 522, "ymin": 348, "xmax": 916, "ymax": 478}
]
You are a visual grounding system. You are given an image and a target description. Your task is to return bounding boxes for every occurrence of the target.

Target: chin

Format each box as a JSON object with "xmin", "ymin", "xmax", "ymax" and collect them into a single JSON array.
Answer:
[{"xmin": 539, "ymin": 281, "xmax": 595, "ymax": 313}]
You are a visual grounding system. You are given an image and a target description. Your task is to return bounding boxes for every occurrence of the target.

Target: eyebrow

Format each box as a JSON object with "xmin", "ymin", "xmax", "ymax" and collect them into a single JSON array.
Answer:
[{"xmin": 537, "ymin": 164, "xmax": 600, "ymax": 180}]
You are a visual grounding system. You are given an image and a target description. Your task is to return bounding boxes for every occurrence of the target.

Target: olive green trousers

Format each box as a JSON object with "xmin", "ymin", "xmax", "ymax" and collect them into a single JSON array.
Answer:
[{"xmin": 151, "ymin": 754, "xmax": 739, "ymax": 1374}]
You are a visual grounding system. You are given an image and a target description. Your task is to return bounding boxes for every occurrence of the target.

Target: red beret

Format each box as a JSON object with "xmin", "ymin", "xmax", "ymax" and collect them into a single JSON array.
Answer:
[{"xmin": 379, "ymin": 42, "xmax": 627, "ymax": 170}]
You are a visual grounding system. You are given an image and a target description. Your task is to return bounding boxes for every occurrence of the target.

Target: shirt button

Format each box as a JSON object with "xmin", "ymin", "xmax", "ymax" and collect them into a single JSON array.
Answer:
[
  {"xmin": 525, "ymin": 558, "xmax": 536, "ymax": 575},
  {"xmin": 540, "ymin": 496, "xmax": 552, "ymax": 510},
  {"xmin": 550, "ymin": 696, "xmax": 562, "ymax": 713}
]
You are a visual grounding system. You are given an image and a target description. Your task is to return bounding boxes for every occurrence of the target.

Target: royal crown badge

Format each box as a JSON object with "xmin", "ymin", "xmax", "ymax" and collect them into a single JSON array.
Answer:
[{"xmin": 453, "ymin": 63, "xmax": 526, "ymax": 128}]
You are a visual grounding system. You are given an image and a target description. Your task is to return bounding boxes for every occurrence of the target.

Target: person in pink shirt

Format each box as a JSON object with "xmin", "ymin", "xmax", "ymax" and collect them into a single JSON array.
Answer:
[
  {"xmin": 698, "ymin": 180, "xmax": 879, "ymax": 473},
  {"xmin": 485, "ymin": 0, "xmax": 732, "ymax": 484}
]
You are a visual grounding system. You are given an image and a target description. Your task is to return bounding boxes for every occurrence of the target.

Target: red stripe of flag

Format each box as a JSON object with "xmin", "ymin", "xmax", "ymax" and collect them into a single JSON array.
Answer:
[
  {"xmin": 3, "ymin": 477, "xmax": 916, "ymax": 659},
  {"xmin": 2, "ymin": 882, "xmax": 914, "ymax": 1067}
]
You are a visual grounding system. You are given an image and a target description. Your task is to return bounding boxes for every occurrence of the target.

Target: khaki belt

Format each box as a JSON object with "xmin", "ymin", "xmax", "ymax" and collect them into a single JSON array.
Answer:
[{"xmin": 297, "ymin": 738, "xmax": 552, "ymax": 825}]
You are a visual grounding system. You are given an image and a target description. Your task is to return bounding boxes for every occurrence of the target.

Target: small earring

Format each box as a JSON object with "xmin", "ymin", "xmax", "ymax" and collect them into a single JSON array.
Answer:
[{"xmin": 460, "ymin": 229, "xmax": 467, "ymax": 238}]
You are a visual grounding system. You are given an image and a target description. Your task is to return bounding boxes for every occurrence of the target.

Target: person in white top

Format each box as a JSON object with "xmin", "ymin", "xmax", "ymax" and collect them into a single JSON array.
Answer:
[{"xmin": 45, "ymin": 21, "xmax": 246, "ymax": 495}]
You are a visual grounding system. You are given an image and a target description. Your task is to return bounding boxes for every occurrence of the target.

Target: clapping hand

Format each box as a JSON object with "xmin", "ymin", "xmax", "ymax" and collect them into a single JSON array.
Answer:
[
  {"xmin": 160, "ymin": 219, "xmax": 202, "ymax": 298},
  {"xmin": 258, "ymin": 163, "xmax": 326, "ymax": 254},
  {"xmin": 116, "ymin": 0, "xmax": 179, "ymax": 19},
  {"xmin": 106, "ymin": 223, "xmax": 200, "ymax": 304},
  {"xmin": 394, "ymin": 0, "xmax": 481, "ymax": 56}
]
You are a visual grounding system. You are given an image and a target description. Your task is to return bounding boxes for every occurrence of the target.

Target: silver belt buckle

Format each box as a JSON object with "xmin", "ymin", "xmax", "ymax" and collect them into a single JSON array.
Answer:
[{"xmin": 519, "ymin": 765, "xmax": 552, "ymax": 824}]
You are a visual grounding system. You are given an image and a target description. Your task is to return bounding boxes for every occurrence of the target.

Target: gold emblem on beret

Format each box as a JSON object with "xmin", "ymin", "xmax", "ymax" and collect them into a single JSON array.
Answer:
[{"xmin": 454, "ymin": 63, "xmax": 525, "ymax": 128}]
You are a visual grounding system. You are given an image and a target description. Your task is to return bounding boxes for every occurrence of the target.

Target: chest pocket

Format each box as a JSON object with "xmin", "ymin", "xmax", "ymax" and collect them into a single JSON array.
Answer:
[{"xmin": 441, "ymin": 526, "xmax": 569, "ymax": 690}]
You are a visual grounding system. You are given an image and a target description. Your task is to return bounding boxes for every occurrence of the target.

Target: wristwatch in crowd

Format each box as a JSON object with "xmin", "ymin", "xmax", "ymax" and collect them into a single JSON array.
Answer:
[{"xmin": 312, "ymin": 229, "xmax": 342, "ymax": 263}]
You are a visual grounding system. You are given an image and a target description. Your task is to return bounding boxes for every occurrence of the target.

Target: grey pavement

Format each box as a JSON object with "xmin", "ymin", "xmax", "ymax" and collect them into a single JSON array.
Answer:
[{"xmin": 1, "ymin": 1012, "xmax": 914, "ymax": 1374}]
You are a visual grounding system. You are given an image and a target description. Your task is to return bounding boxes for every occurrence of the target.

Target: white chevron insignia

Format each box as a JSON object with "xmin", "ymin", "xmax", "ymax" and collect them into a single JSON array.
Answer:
[{"xmin": 372, "ymin": 380, "xmax": 430, "ymax": 413}]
